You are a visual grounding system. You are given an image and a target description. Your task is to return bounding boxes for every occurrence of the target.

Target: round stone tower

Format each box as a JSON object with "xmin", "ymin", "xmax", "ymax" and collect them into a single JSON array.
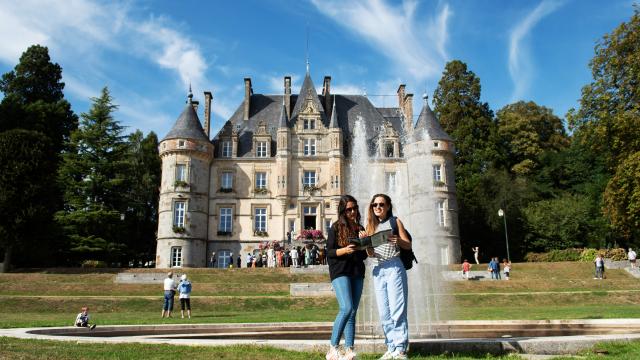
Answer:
[{"xmin": 156, "ymin": 92, "xmax": 213, "ymax": 268}]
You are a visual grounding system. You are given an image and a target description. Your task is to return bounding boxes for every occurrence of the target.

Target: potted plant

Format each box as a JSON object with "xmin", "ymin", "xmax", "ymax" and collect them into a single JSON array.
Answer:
[
  {"xmin": 172, "ymin": 225, "xmax": 186, "ymax": 233},
  {"xmin": 174, "ymin": 180, "xmax": 189, "ymax": 188}
]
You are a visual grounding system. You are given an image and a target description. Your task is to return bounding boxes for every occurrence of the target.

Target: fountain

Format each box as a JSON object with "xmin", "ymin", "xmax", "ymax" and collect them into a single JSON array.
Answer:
[{"xmin": 348, "ymin": 116, "xmax": 446, "ymax": 339}]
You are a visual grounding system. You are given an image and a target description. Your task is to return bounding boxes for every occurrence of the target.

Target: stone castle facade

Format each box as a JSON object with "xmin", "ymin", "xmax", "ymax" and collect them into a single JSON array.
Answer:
[{"xmin": 156, "ymin": 71, "xmax": 460, "ymax": 268}]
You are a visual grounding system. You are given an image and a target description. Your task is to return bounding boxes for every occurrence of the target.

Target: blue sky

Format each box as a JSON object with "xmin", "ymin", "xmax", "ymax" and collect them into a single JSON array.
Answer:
[{"xmin": 0, "ymin": 0, "xmax": 634, "ymax": 138}]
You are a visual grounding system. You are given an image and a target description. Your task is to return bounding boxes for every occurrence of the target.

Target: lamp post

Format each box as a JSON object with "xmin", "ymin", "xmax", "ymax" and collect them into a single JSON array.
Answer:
[{"xmin": 498, "ymin": 209, "xmax": 510, "ymax": 262}]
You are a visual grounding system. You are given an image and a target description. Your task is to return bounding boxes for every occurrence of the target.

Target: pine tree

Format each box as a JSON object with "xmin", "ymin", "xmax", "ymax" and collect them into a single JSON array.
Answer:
[{"xmin": 56, "ymin": 87, "xmax": 130, "ymax": 263}]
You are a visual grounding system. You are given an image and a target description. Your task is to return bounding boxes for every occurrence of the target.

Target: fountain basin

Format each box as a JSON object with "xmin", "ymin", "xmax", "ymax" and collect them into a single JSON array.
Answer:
[{"xmin": 2, "ymin": 319, "xmax": 639, "ymax": 356}]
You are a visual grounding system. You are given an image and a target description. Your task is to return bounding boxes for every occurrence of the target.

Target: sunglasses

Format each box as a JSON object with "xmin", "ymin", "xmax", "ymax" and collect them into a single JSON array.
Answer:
[
  {"xmin": 345, "ymin": 206, "xmax": 358, "ymax": 213},
  {"xmin": 371, "ymin": 202, "xmax": 386, "ymax": 209}
]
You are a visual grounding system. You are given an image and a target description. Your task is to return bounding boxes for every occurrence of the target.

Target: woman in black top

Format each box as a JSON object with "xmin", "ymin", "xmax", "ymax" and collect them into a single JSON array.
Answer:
[{"xmin": 325, "ymin": 195, "xmax": 367, "ymax": 360}]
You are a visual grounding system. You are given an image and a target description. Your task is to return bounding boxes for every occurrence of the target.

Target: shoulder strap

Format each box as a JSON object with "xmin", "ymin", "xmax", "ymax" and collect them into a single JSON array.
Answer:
[{"xmin": 389, "ymin": 216, "xmax": 398, "ymax": 235}]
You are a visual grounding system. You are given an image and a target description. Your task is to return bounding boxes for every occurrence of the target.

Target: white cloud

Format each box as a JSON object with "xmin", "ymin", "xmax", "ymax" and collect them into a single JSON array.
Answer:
[
  {"xmin": 0, "ymin": 0, "xmax": 212, "ymax": 136},
  {"xmin": 508, "ymin": 0, "xmax": 563, "ymax": 101},
  {"xmin": 311, "ymin": 0, "xmax": 452, "ymax": 81}
]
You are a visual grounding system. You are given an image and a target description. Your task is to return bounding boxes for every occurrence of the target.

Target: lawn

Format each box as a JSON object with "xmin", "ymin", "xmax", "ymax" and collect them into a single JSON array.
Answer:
[{"xmin": 0, "ymin": 262, "xmax": 638, "ymax": 358}]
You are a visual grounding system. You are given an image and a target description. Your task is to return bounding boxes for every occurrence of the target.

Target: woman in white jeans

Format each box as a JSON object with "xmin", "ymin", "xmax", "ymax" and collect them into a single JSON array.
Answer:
[{"xmin": 365, "ymin": 194, "xmax": 411, "ymax": 360}]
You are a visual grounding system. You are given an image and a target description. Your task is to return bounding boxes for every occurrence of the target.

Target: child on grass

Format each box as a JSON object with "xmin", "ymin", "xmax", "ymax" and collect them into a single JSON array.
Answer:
[
  {"xmin": 74, "ymin": 306, "xmax": 96, "ymax": 330},
  {"xmin": 462, "ymin": 259, "xmax": 472, "ymax": 280}
]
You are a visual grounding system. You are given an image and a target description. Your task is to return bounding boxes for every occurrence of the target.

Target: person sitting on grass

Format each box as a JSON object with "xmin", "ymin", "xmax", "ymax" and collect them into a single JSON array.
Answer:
[{"xmin": 74, "ymin": 306, "xmax": 96, "ymax": 330}]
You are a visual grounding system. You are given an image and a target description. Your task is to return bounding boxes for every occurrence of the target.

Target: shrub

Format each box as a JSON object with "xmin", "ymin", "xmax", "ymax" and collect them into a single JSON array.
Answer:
[
  {"xmin": 524, "ymin": 252, "xmax": 548, "ymax": 262},
  {"xmin": 81, "ymin": 260, "xmax": 107, "ymax": 268},
  {"xmin": 603, "ymin": 248, "xmax": 626, "ymax": 261},
  {"xmin": 547, "ymin": 248, "xmax": 582, "ymax": 262},
  {"xmin": 580, "ymin": 248, "xmax": 598, "ymax": 262}
]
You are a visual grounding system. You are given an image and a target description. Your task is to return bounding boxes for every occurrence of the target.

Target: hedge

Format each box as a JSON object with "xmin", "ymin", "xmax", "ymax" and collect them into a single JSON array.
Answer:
[{"xmin": 525, "ymin": 248, "xmax": 627, "ymax": 262}]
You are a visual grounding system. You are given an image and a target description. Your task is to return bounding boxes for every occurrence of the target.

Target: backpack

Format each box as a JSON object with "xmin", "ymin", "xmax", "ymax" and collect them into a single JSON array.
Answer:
[{"xmin": 389, "ymin": 216, "xmax": 418, "ymax": 270}]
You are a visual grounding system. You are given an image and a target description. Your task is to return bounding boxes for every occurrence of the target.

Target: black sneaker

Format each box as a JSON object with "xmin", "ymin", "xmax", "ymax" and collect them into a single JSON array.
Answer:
[{"xmin": 90, "ymin": 324, "xmax": 96, "ymax": 330}]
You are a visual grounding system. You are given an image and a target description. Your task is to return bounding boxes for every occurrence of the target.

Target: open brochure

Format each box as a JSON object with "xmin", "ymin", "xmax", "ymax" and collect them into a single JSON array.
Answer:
[{"xmin": 349, "ymin": 229, "xmax": 393, "ymax": 250}]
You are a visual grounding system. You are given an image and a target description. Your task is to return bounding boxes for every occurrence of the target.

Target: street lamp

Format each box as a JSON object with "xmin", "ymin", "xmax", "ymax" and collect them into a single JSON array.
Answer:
[{"xmin": 498, "ymin": 209, "xmax": 511, "ymax": 262}]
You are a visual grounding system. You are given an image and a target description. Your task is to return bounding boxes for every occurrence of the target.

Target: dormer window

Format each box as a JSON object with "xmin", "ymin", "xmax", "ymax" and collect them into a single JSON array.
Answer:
[
  {"xmin": 433, "ymin": 141, "xmax": 440, "ymax": 148},
  {"xmin": 256, "ymin": 141, "xmax": 268, "ymax": 157},
  {"xmin": 304, "ymin": 119, "xmax": 316, "ymax": 130},
  {"xmin": 221, "ymin": 141, "xmax": 231, "ymax": 157},
  {"xmin": 178, "ymin": 140, "xmax": 185, "ymax": 148},
  {"xmin": 385, "ymin": 141, "xmax": 395, "ymax": 157}
]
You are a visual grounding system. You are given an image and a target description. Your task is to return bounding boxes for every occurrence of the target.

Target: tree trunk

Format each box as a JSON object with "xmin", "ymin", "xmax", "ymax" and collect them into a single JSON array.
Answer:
[{"xmin": 1, "ymin": 245, "xmax": 11, "ymax": 273}]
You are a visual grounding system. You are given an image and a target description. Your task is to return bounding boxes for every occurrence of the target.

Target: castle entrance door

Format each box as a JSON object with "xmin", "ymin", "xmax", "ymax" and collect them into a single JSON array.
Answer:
[{"xmin": 303, "ymin": 206, "xmax": 317, "ymax": 230}]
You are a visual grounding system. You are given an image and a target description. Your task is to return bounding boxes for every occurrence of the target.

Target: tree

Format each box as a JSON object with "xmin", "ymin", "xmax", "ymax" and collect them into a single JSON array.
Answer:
[
  {"xmin": 0, "ymin": 45, "xmax": 77, "ymax": 268},
  {"xmin": 0, "ymin": 45, "xmax": 77, "ymax": 153},
  {"xmin": 0, "ymin": 130, "xmax": 55, "ymax": 272},
  {"xmin": 432, "ymin": 60, "xmax": 504, "ymax": 260},
  {"xmin": 496, "ymin": 101, "xmax": 568, "ymax": 176},
  {"xmin": 604, "ymin": 151, "xmax": 640, "ymax": 243},
  {"xmin": 523, "ymin": 194, "xmax": 606, "ymax": 251},
  {"xmin": 567, "ymin": 7, "xmax": 640, "ymax": 244},
  {"xmin": 122, "ymin": 130, "xmax": 160, "ymax": 264},
  {"xmin": 56, "ymin": 87, "xmax": 130, "ymax": 263}
]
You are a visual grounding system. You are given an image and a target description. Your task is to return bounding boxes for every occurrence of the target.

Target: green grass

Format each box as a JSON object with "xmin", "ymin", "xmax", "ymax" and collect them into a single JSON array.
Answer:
[{"xmin": 1, "ymin": 263, "xmax": 640, "ymax": 358}]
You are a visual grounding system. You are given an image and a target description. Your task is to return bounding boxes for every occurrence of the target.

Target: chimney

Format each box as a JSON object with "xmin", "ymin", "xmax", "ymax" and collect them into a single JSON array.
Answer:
[
  {"xmin": 203, "ymin": 91, "xmax": 212, "ymax": 138},
  {"xmin": 284, "ymin": 76, "xmax": 291, "ymax": 119},
  {"xmin": 243, "ymin": 78, "xmax": 252, "ymax": 121},
  {"xmin": 323, "ymin": 76, "xmax": 332, "ymax": 117},
  {"xmin": 397, "ymin": 84, "xmax": 406, "ymax": 110},
  {"xmin": 404, "ymin": 93, "xmax": 414, "ymax": 131}
]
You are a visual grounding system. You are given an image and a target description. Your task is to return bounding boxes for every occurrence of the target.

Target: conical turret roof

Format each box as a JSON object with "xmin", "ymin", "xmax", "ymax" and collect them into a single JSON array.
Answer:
[
  {"xmin": 163, "ymin": 94, "xmax": 209, "ymax": 142},
  {"xmin": 414, "ymin": 95, "xmax": 452, "ymax": 141}
]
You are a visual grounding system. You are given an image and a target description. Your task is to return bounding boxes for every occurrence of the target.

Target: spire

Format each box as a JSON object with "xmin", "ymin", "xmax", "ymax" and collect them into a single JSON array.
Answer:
[
  {"xmin": 279, "ymin": 97, "xmax": 288, "ymax": 128},
  {"xmin": 163, "ymin": 92, "xmax": 209, "ymax": 142},
  {"xmin": 187, "ymin": 83, "xmax": 193, "ymax": 103},
  {"xmin": 329, "ymin": 95, "xmax": 339, "ymax": 128},
  {"xmin": 414, "ymin": 93, "xmax": 452, "ymax": 141}
]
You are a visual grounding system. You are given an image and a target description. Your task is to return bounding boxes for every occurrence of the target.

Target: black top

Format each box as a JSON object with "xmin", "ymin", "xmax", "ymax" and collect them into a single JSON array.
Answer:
[{"xmin": 326, "ymin": 222, "xmax": 368, "ymax": 281}]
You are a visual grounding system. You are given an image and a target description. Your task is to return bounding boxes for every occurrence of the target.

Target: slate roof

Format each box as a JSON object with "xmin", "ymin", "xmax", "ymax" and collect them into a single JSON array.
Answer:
[
  {"xmin": 414, "ymin": 97, "xmax": 452, "ymax": 141},
  {"xmin": 163, "ymin": 99, "xmax": 209, "ymax": 142},
  {"xmin": 211, "ymin": 75, "xmax": 452, "ymax": 158}
]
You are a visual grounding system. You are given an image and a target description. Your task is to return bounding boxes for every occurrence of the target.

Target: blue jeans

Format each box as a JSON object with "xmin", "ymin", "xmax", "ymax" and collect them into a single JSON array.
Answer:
[
  {"xmin": 330, "ymin": 275, "xmax": 364, "ymax": 347},
  {"xmin": 163, "ymin": 290, "xmax": 174, "ymax": 311},
  {"xmin": 373, "ymin": 257, "xmax": 409, "ymax": 353}
]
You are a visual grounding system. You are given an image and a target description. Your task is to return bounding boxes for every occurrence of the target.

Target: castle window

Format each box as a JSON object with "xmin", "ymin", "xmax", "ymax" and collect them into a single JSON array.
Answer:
[
  {"xmin": 255, "ymin": 172, "xmax": 267, "ymax": 189},
  {"xmin": 385, "ymin": 141, "xmax": 395, "ymax": 157},
  {"xmin": 175, "ymin": 164, "xmax": 187, "ymax": 182},
  {"xmin": 304, "ymin": 119, "xmax": 316, "ymax": 130},
  {"xmin": 433, "ymin": 164, "xmax": 442, "ymax": 183},
  {"xmin": 221, "ymin": 141, "xmax": 232, "ymax": 157},
  {"xmin": 303, "ymin": 171, "xmax": 317, "ymax": 187},
  {"xmin": 324, "ymin": 219, "xmax": 332, "ymax": 235},
  {"xmin": 178, "ymin": 140, "xmax": 185, "ymax": 148},
  {"xmin": 385, "ymin": 172, "xmax": 396, "ymax": 192},
  {"xmin": 436, "ymin": 199, "xmax": 446, "ymax": 227},
  {"xmin": 173, "ymin": 201, "xmax": 186, "ymax": 227},
  {"xmin": 219, "ymin": 208, "xmax": 232, "ymax": 233},
  {"xmin": 221, "ymin": 172, "xmax": 233, "ymax": 191},
  {"xmin": 303, "ymin": 139, "xmax": 316, "ymax": 156},
  {"xmin": 433, "ymin": 141, "xmax": 440, "ymax": 148},
  {"xmin": 254, "ymin": 208, "xmax": 267, "ymax": 232},
  {"xmin": 256, "ymin": 141, "xmax": 268, "ymax": 157},
  {"xmin": 170, "ymin": 246, "xmax": 182, "ymax": 267}
]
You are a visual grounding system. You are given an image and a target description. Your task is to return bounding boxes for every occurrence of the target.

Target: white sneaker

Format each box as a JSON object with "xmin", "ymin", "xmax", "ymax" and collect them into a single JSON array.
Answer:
[
  {"xmin": 326, "ymin": 346, "xmax": 340, "ymax": 360},
  {"xmin": 388, "ymin": 349, "xmax": 408, "ymax": 359},
  {"xmin": 341, "ymin": 347, "xmax": 357, "ymax": 360},
  {"xmin": 379, "ymin": 350, "xmax": 395, "ymax": 360}
]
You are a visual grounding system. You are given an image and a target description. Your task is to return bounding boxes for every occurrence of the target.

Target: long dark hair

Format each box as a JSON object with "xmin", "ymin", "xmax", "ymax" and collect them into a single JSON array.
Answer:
[
  {"xmin": 336, "ymin": 195, "xmax": 361, "ymax": 247},
  {"xmin": 366, "ymin": 193, "xmax": 394, "ymax": 235}
]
